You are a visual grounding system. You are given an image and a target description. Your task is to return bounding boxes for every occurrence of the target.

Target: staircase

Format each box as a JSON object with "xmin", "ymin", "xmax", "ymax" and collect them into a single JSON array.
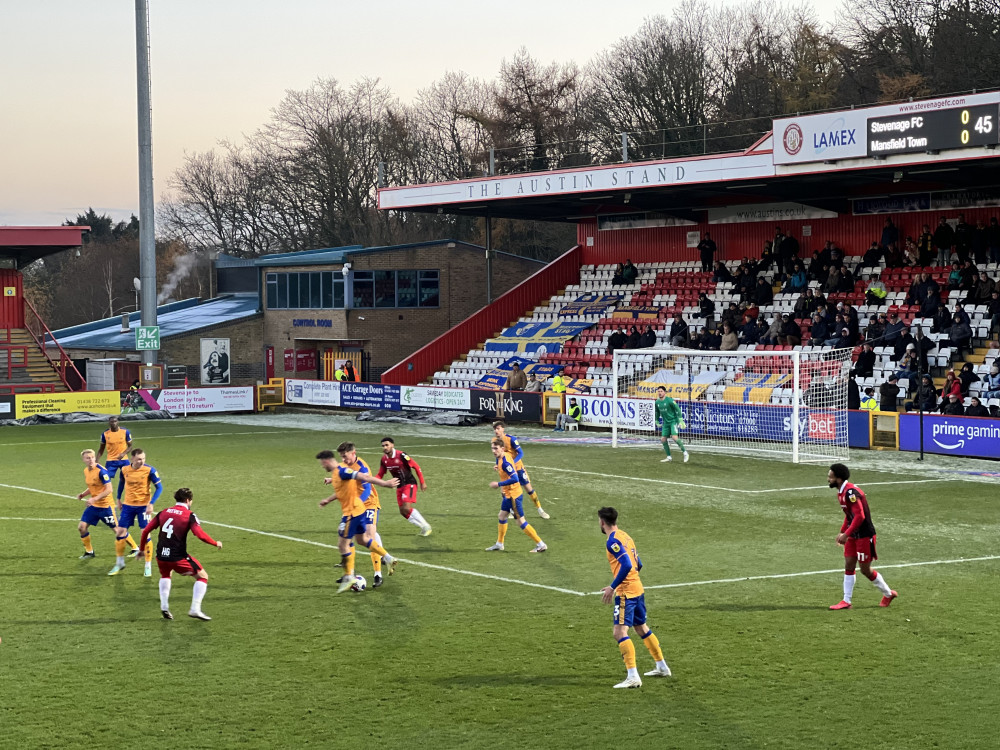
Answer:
[{"xmin": 0, "ymin": 328, "xmax": 70, "ymax": 394}]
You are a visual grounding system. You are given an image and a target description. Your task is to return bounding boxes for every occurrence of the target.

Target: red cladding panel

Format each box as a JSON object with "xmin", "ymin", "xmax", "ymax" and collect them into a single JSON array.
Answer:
[{"xmin": 0, "ymin": 269, "xmax": 24, "ymax": 328}]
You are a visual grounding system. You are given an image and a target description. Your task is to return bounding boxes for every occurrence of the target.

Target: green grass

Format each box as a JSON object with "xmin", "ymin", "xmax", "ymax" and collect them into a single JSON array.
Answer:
[{"xmin": 1, "ymin": 416, "xmax": 998, "ymax": 749}]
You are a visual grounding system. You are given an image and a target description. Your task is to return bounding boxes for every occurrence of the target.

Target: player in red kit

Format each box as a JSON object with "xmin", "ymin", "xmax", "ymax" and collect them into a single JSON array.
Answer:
[
  {"xmin": 378, "ymin": 437, "xmax": 432, "ymax": 536},
  {"xmin": 139, "ymin": 487, "xmax": 223, "ymax": 621},
  {"xmin": 827, "ymin": 464, "xmax": 898, "ymax": 610}
]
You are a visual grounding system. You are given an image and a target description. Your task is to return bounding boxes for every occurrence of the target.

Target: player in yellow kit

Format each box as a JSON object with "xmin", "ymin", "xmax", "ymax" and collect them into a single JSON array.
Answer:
[
  {"xmin": 492, "ymin": 421, "xmax": 549, "ymax": 519},
  {"xmin": 485, "ymin": 439, "xmax": 546, "ymax": 553},
  {"xmin": 334, "ymin": 442, "xmax": 387, "ymax": 588},
  {"xmin": 598, "ymin": 506, "xmax": 671, "ymax": 688},
  {"xmin": 75, "ymin": 450, "xmax": 119, "ymax": 559},
  {"xmin": 108, "ymin": 448, "xmax": 162, "ymax": 578},
  {"xmin": 316, "ymin": 449, "xmax": 399, "ymax": 594},
  {"xmin": 96, "ymin": 416, "xmax": 132, "ymax": 477}
]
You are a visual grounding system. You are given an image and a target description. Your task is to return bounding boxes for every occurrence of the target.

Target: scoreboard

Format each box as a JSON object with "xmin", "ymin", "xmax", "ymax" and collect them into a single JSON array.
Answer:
[{"xmin": 867, "ymin": 104, "xmax": 1000, "ymax": 157}]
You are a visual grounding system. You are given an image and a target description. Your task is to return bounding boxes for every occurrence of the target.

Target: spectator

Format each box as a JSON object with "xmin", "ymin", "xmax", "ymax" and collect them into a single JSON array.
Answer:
[
  {"xmin": 809, "ymin": 313, "xmax": 830, "ymax": 346},
  {"xmin": 343, "ymin": 361, "xmax": 358, "ymax": 382},
  {"xmin": 959, "ymin": 259, "xmax": 977, "ymax": 290},
  {"xmin": 904, "ymin": 275, "xmax": 924, "ymax": 306},
  {"xmin": 739, "ymin": 316, "xmax": 761, "ymax": 344},
  {"xmin": 669, "ymin": 315, "xmax": 690, "ymax": 348},
  {"xmin": 931, "ymin": 303, "xmax": 953, "ymax": 334},
  {"xmin": 712, "ymin": 260, "xmax": 732, "ymax": 283},
  {"xmin": 918, "ymin": 223, "xmax": 935, "ymax": 266},
  {"xmin": 861, "ymin": 241, "xmax": 883, "ymax": 269},
  {"xmin": 940, "ymin": 369, "xmax": 962, "ymax": 402},
  {"xmin": 847, "ymin": 376, "xmax": 861, "ymax": 410},
  {"xmin": 777, "ymin": 228, "xmax": 800, "ymax": 274},
  {"xmin": 612, "ymin": 263, "xmax": 626, "ymax": 285},
  {"xmin": 692, "ymin": 327, "xmax": 713, "ymax": 350},
  {"xmin": 822, "ymin": 265, "xmax": 842, "ymax": 294},
  {"xmin": 855, "ymin": 342, "xmax": 876, "ymax": 378},
  {"xmin": 721, "ymin": 302, "xmax": 741, "ymax": 331},
  {"xmin": 760, "ymin": 239, "xmax": 777, "ymax": 272},
  {"xmin": 784, "ymin": 263, "xmax": 807, "ymax": 293},
  {"xmin": 760, "ymin": 316, "xmax": 782, "ymax": 345},
  {"xmin": 793, "ymin": 289, "xmax": 815, "ymax": 319},
  {"xmin": 988, "ymin": 217, "xmax": 1000, "ymax": 265},
  {"xmin": 554, "ymin": 397, "xmax": 581, "ymax": 431},
  {"xmin": 912, "ymin": 326, "xmax": 935, "ymax": 373},
  {"xmin": 966, "ymin": 396, "xmax": 990, "ymax": 417},
  {"xmin": 698, "ymin": 233, "xmax": 717, "ymax": 272},
  {"xmin": 865, "ymin": 313, "xmax": 887, "ymax": 343},
  {"xmin": 941, "ymin": 392, "xmax": 965, "ymax": 416},
  {"xmin": 621, "ymin": 259, "xmax": 638, "ymax": 284},
  {"xmin": 933, "ymin": 216, "xmax": 955, "ymax": 266},
  {"xmin": 779, "ymin": 314, "xmax": 802, "ymax": 347},
  {"xmin": 639, "ymin": 325, "xmax": 657, "ymax": 349},
  {"xmin": 704, "ymin": 326, "xmax": 722, "ymax": 350},
  {"xmin": 524, "ymin": 373, "xmax": 542, "ymax": 393},
  {"xmin": 953, "ymin": 301, "xmax": 971, "ymax": 327},
  {"xmin": 948, "ymin": 262, "xmax": 963, "ymax": 288},
  {"xmin": 903, "ymin": 237, "xmax": 920, "ymax": 267},
  {"xmin": 954, "ymin": 213, "xmax": 973, "ymax": 263},
  {"xmin": 958, "ymin": 361, "xmax": 980, "ymax": 395},
  {"xmin": 984, "ymin": 364, "xmax": 1000, "ymax": 398},
  {"xmin": 739, "ymin": 267, "xmax": 757, "ymax": 300},
  {"xmin": 915, "ymin": 374, "xmax": 938, "ymax": 412},
  {"xmin": 894, "ymin": 348, "xmax": 918, "ymax": 381},
  {"xmin": 506, "ymin": 362, "xmax": 527, "ymax": 391},
  {"xmin": 842, "ymin": 302, "xmax": 860, "ymax": 338},
  {"xmin": 625, "ymin": 325, "xmax": 641, "ymax": 349},
  {"xmin": 698, "ymin": 292, "xmax": 716, "ymax": 320},
  {"xmin": 752, "ymin": 316, "xmax": 770, "ymax": 344},
  {"xmin": 742, "ymin": 301, "xmax": 760, "ymax": 326},
  {"xmin": 865, "ymin": 279, "xmax": 888, "ymax": 307},
  {"xmin": 879, "ymin": 375, "xmax": 901, "ymax": 412},
  {"xmin": 884, "ymin": 243, "xmax": 905, "ymax": 269},
  {"xmin": 920, "ymin": 287, "xmax": 941, "ymax": 317},
  {"xmin": 989, "ymin": 290, "xmax": 1000, "ymax": 332},
  {"xmin": 334, "ymin": 364, "xmax": 346, "ymax": 381},
  {"xmin": 880, "ymin": 217, "xmax": 899, "ymax": 250},
  {"xmin": 551, "ymin": 368, "xmax": 567, "ymax": 393},
  {"xmin": 607, "ymin": 326, "xmax": 627, "ymax": 354},
  {"xmin": 892, "ymin": 326, "xmax": 915, "ymax": 361},
  {"xmin": 947, "ymin": 314, "xmax": 973, "ymax": 358},
  {"xmin": 860, "ymin": 387, "xmax": 878, "ymax": 411},
  {"xmin": 972, "ymin": 219, "xmax": 989, "ymax": 265},
  {"xmin": 754, "ymin": 276, "xmax": 774, "ymax": 306},
  {"xmin": 720, "ymin": 322, "xmax": 739, "ymax": 351},
  {"xmin": 969, "ymin": 272, "xmax": 995, "ymax": 305},
  {"xmin": 832, "ymin": 326, "xmax": 853, "ymax": 349}
]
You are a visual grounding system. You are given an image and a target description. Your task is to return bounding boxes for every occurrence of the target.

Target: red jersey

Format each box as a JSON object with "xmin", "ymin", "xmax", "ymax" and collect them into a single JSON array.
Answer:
[
  {"xmin": 837, "ymin": 481, "xmax": 876, "ymax": 539},
  {"xmin": 378, "ymin": 450, "xmax": 424, "ymax": 487},
  {"xmin": 140, "ymin": 503, "xmax": 217, "ymax": 562}
]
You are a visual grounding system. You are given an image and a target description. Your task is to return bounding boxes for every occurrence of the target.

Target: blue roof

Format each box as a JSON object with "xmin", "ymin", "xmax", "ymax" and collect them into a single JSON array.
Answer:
[{"xmin": 51, "ymin": 295, "xmax": 261, "ymax": 351}]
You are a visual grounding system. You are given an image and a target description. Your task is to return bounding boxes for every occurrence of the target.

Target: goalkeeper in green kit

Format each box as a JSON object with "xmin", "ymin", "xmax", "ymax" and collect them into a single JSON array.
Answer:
[{"xmin": 655, "ymin": 386, "xmax": 689, "ymax": 463}]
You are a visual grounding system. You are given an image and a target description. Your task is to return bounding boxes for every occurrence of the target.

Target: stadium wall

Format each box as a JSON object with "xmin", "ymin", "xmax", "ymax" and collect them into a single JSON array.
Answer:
[
  {"xmin": 381, "ymin": 245, "xmax": 584, "ymax": 386},
  {"xmin": 577, "ymin": 206, "xmax": 1000, "ymax": 265}
]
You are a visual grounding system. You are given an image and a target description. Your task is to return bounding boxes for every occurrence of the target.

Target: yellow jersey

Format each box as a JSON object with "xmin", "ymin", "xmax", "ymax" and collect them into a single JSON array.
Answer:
[
  {"xmin": 495, "ymin": 450, "xmax": 523, "ymax": 500},
  {"xmin": 606, "ymin": 529, "xmax": 644, "ymax": 597},
  {"xmin": 84, "ymin": 464, "xmax": 113, "ymax": 508},
  {"xmin": 346, "ymin": 457, "xmax": 380, "ymax": 511},
  {"xmin": 331, "ymin": 462, "xmax": 366, "ymax": 517},
  {"xmin": 119, "ymin": 464, "xmax": 162, "ymax": 507},
  {"xmin": 497, "ymin": 434, "xmax": 525, "ymax": 471},
  {"xmin": 101, "ymin": 428, "xmax": 131, "ymax": 461}
]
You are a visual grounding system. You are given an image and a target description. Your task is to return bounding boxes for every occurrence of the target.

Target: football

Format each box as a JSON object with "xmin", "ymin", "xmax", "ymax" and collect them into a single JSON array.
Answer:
[{"xmin": 351, "ymin": 575, "xmax": 367, "ymax": 592}]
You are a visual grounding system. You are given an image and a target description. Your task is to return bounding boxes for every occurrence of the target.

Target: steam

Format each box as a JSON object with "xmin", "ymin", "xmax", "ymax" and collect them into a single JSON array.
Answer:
[{"xmin": 157, "ymin": 253, "xmax": 200, "ymax": 303}]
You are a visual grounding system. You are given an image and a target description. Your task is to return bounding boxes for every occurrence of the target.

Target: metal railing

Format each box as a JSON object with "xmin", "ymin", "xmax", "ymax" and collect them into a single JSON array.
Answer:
[{"xmin": 23, "ymin": 296, "xmax": 88, "ymax": 391}]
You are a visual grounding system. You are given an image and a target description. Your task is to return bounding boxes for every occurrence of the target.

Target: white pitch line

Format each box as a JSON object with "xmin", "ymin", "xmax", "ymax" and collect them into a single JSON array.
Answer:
[
  {"xmin": 0, "ymin": 430, "xmax": 291, "ymax": 448},
  {"xmin": 406, "ymin": 454, "xmax": 950, "ymax": 495}
]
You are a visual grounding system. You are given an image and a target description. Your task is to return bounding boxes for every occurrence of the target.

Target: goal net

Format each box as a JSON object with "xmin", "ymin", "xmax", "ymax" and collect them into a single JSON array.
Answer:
[{"xmin": 612, "ymin": 348, "xmax": 853, "ymax": 463}]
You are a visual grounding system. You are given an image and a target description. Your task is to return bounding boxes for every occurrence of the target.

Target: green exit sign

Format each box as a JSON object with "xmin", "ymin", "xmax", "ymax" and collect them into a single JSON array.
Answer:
[{"xmin": 135, "ymin": 326, "xmax": 160, "ymax": 350}]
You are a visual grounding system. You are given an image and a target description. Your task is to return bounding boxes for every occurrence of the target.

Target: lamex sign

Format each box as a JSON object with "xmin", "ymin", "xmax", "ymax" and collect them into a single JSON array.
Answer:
[
  {"xmin": 340, "ymin": 382, "xmax": 401, "ymax": 411},
  {"xmin": 774, "ymin": 91, "xmax": 1000, "ymax": 165},
  {"xmin": 899, "ymin": 414, "xmax": 1000, "ymax": 459},
  {"xmin": 577, "ymin": 395, "xmax": 656, "ymax": 431},
  {"xmin": 286, "ymin": 378, "xmax": 341, "ymax": 407},
  {"xmin": 400, "ymin": 385, "xmax": 471, "ymax": 411}
]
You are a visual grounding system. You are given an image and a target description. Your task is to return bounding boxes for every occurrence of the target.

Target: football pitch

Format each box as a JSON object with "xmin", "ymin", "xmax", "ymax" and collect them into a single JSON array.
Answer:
[{"xmin": 1, "ymin": 414, "xmax": 998, "ymax": 749}]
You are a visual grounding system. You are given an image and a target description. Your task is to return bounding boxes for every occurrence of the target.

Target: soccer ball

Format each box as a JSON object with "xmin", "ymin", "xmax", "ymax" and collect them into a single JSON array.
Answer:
[{"xmin": 351, "ymin": 575, "xmax": 367, "ymax": 592}]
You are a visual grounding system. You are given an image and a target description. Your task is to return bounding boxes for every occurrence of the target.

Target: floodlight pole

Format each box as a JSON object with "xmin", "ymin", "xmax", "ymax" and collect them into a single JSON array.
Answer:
[{"xmin": 135, "ymin": 0, "xmax": 157, "ymax": 365}]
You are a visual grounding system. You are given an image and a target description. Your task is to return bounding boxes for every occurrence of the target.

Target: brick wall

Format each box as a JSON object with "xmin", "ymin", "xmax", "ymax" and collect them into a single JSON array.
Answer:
[
  {"xmin": 160, "ymin": 315, "xmax": 265, "ymax": 386},
  {"xmin": 262, "ymin": 243, "xmax": 542, "ymax": 373}
]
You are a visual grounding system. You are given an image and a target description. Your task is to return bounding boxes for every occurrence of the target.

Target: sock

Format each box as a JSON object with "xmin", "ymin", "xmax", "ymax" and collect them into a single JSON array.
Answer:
[
  {"xmin": 662, "ymin": 441, "xmax": 671, "ymax": 457},
  {"xmin": 126, "ymin": 533, "xmax": 139, "ymax": 550},
  {"xmin": 870, "ymin": 571, "xmax": 893, "ymax": 596},
  {"xmin": 81, "ymin": 533, "xmax": 94, "ymax": 553},
  {"xmin": 843, "ymin": 572, "xmax": 856, "ymax": 603},
  {"xmin": 371, "ymin": 550, "xmax": 382, "ymax": 574},
  {"xmin": 401, "ymin": 507, "xmax": 412, "ymax": 520},
  {"xmin": 365, "ymin": 539, "xmax": 389, "ymax": 558},
  {"xmin": 407, "ymin": 508, "xmax": 428, "ymax": 527},
  {"xmin": 115, "ymin": 536, "xmax": 127, "ymax": 557},
  {"xmin": 158, "ymin": 578, "xmax": 171, "ymax": 610},
  {"xmin": 528, "ymin": 490, "xmax": 541, "ymax": 509},
  {"xmin": 144, "ymin": 539, "xmax": 153, "ymax": 563},
  {"xmin": 342, "ymin": 548, "xmax": 355, "ymax": 578},
  {"xmin": 618, "ymin": 636, "xmax": 637, "ymax": 670},
  {"xmin": 191, "ymin": 579, "xmax": 207, "ymax": 611},
  {"xmin": 675, "ymin": 438, "xmax": 687, "ymax": 453},
  {"xmin": 520, "ymin": 521, "xmax": 542, "ymax": 544},
  {"xmin": 497, "ymin": 520, "xmax": 508, "ymax": 545},
  {"xmin": 641, "ymin": 631, "xmax": 664, "ymax": 662}
]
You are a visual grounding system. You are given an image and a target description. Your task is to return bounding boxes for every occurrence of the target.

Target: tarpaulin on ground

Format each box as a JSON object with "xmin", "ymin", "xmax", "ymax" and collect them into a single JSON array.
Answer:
[
  {"xmin": 612, "ymin": 305, "xmax": 661, "ymax": 320},
  {"xmin": 484, "ymin": 321, "xmax": 593, "ymax": 354},
  {"xmin": 559, "ymin": 294, "xmax": 621, "ymax": 317}
]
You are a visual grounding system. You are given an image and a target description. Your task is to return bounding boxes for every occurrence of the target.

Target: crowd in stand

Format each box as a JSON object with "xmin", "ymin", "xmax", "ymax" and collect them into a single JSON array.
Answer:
[{"xmin": 603, "ymin": 219, "xmax": 1000, "ymax": 415}]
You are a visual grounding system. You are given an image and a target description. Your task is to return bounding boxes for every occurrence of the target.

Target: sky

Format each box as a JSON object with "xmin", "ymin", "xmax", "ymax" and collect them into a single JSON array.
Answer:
[{"xmin": 0, "ymin": 0, "xmax": 834, "ymax": 228}]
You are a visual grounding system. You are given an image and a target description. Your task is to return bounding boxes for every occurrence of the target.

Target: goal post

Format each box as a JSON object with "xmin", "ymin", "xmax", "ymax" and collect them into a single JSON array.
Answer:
[{"xmin": 611, "ymin": 348, "xmax": 852, "ymax": 463}]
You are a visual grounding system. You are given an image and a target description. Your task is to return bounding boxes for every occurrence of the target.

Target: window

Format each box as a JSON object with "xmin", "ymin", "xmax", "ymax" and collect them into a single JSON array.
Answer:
[
  {"xmin": 374, "ymin": 270, "xmax": 395, "ymax": 308},
  {"xmin": 396, "ymin": 270, "xmax": 417, "ymax": 308},
  {"xmin": 287, "ymin": 272, "xmax": 299, "ymax": 308},
  {"xmin": 353, "ymin": 271, "xmax": 374, "ymax": 308},
  {"xmin": 320, "ymin": 271, "xmax": 333, "ymax": 309},
  {"xmin": 419, "ymin": 270, "xmax": 439, "ymax": 307},
  {"xmin": 310, "ymin": 273, "xmax": 321, "ymax": 309},
  {"xmin": 266, "ymin": 273, "xmax": 278, "ymax": 309}
]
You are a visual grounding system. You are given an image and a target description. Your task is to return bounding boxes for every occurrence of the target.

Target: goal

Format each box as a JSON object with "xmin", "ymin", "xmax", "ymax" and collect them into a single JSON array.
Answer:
[{"xmin": 611, "ymin": 348, "xmax": 853, "ymax": 463}]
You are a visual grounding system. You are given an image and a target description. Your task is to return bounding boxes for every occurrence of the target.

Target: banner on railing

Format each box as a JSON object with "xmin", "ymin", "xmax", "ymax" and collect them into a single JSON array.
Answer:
[
  {"xmin": 559, "ymin": 294, "xmax": 621, "ymax": 317},
  {"xmin": 286, "ymin": 379, "xmax": 341, "ymax": 407},
  {"xmin": 341, "ymin": 382, "xmax": 401, "ymax": 410},
  {"xmin": 400, "ymin": 385, "xmax": 471, "ymax": 411},
  {"xmin": 612, "ymin": 306, "xmax": 661, "ymax": 320},
  {"xmin": 148, "ymin": 387, "xmax": 255, "ymax": 414},
  {"xmin": 577, "ymin": 394, "xmax": 657, "ymax": 431},
  {"xmin": 15, "ymin": 391, "xmax": 121, "ymax": 419},
  {"xmin": 898, "ymin": 413, "xmax": 1000, "ymax": 459},
  {"xmin": 470, "ymin": 389, "xmax": 541, "ymax": 422},
  {"xmin": 484, "ymin": 321, "xmax": 593, "ymax": 354}
]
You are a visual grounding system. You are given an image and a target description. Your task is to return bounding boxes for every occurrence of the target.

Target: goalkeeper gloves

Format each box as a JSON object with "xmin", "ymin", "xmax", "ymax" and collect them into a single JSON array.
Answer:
[{"xmin": 678, "ymin": 420, "xmax": 686, "ymax": 430}]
